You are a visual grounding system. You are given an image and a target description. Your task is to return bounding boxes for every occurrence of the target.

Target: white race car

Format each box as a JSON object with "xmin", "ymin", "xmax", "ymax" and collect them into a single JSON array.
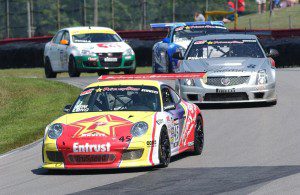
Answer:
[{"xmin": 44, "ymin": 26, "xmax": 136, "ymax": 78}]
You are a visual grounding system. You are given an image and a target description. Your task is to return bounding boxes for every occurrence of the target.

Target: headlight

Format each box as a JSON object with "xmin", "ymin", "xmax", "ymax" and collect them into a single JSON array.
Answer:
[
  {"xmin": 47, "ymin": 123, "xmax": 63, "ymax": 139},
  {"xmin": 257, "ymin": 69, "xmax": 268, "ymax": 85},
  {"xmin": 130, "ymin": 122, "xmax": 148, "ymax": 137},
  {"xmin": 81, "ymin": 50, "xmax": 96, "ymax": 56},
  {"xmin": 123, "ymin": 48, "xmax": 134, "ymax": 56},
  {"xmin": 183, "ymin": 78, "xmax": 195, "ymax": 86}
]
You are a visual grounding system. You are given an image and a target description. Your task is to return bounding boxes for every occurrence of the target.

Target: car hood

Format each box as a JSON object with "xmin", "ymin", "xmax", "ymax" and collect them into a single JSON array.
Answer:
[
  {"xmin": 52, "ymin": 111, "xmax": 155, "ymax": 139},
  {"xmin": 180, "ymin": 57, "xmax": 269, "ymax": 75},
  {"xmin": 74, "ymin": 42, "xmax": 131, "ymax": 53}
]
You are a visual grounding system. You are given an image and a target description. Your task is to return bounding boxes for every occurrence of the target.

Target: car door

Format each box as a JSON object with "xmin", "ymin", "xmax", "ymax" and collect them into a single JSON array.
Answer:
[
  {"xmin": 161, "ymin": 86, "xmax": 186, "ymax": 155},
  {"xmin": 57, "ymin": 30, "xmax": 70, "ymax": 71},
  {"xmin": 50, "ymin": 30, "xmax": 64, "ymax": 71}
]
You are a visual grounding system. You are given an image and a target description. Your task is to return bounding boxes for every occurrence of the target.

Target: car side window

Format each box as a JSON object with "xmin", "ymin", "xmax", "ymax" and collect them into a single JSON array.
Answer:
[
  {"xmin": 162, "ymin": 87, "xmax": 175, "ymax": 106},
  {"xmin": 53, "ymin": 31, "xmax": 64, "ymax": 44},
  {"xmin": 61, "ymin": 31, "xmax": 70, "ymax": 43},
  {"xmin": 169, "ymin": 87, "xmax": 180, "ymax": 104}
]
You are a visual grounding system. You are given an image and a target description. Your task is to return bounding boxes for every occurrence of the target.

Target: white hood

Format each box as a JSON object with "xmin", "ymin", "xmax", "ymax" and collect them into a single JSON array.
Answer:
[{"xmin": 74, "ymin": 42, "xmax": 131, "ymax": 53}]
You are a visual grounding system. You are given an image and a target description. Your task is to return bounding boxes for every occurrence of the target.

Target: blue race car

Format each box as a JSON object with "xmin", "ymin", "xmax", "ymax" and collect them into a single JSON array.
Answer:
[{"xmin": 151, "ymin": 21, "xmax": 228, "ymax": 73}]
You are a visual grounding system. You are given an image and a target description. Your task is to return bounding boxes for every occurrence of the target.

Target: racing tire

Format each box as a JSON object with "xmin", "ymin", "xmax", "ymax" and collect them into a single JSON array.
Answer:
[
  {"xmin": 124, "ymin": 68, "xmax": 136, "ymax": 74},
  {"xmin": 166, "ymin": 52, "xmax": 173, "ymax": 73},
  {"xmin": 44, "ymin": 58, "xmax": 57, "ymax": 78},
  {"xmin": 158, "ymin": 127, "xmax": 171, "ymax": 168},
  {"xmin": 193, "ymin": 115, "xmax": 204, "ymax": 155},
  {"xmin": 68, "ymin": 56, "xmax": 80, "ymax": 77},
  {"xmin": 152, "ymin": 52, "xmax": 158, "ymax": 73}
]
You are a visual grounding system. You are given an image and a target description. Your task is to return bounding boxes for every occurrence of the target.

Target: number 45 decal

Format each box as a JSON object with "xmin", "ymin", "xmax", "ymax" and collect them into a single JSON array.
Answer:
[{"xmin": 119, "ymin": 136, "xmax": 131, "ymax": 142}]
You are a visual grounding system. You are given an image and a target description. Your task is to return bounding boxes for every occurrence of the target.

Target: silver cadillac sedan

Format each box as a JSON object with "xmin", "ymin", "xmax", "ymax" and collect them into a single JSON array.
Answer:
[{"xmin": 173, "ymin": 34, "xmax": 278, "ymax": 105}]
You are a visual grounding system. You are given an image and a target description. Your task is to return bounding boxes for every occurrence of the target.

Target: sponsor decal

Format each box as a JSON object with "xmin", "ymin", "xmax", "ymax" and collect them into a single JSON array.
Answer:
[
  {"xmin": 146, "ymin": 140, "xmax": 157, "ymax": 147},
  {"xmin": 141, "ymin": 89, "xmax": 159, "ymax": 94},
  {"xmin": 80, "ymin": 89, "xmax": 94, "ymax": 96},
  {"xmin": 88, "ymin": 57, "xmax": 98, "ymax": 62},
  {"xmin": 102, "ymin": 87, "xmax": 140, "ymax": 92},
  {"xmin": 80, "ymin": 132, "xmax": 106, "ymax": 137},
  {"xmin": 97, "ymin": 43, "xmax": 122, "ymax": 48},
  {"xmin": 156, "ymin": 119, "xmax": 163, "ymax": 125},
  {"xmin": 188, "ymin": 141, "xmax": 194, "ymax": 146},
  {"xmin": 216, "ymin": 88, "xmax": 235, "ymax": 93},
  {"xmin": 73, "ymin": 142, "xmax": 111, "ymax": 152},
  {"xmin": 73, "ymin": 105, "xmax": 89, "ymax": 112}
]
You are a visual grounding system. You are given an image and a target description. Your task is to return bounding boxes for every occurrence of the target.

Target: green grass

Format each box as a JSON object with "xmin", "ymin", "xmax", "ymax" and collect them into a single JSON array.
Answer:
[
  {"xmin": 226, "ymin": 5, "xmax": 300, "ymax": 29},
  {"xmin": 0, "ymin": 66, "xmax": 152, "ymax": 78},
  {"xmin": 0, "ymin": 77, "xmax": 81, "ymax": 154},
  {"xmin": 0, "ymin": 66, "xmax": 151, "ymax": 154}
]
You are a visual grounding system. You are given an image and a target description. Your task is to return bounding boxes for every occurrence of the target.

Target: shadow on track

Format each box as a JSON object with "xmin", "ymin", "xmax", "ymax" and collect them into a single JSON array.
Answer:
[{"xmin": 73, "ymin": 165, "xmax": 300, "ymax": 195}]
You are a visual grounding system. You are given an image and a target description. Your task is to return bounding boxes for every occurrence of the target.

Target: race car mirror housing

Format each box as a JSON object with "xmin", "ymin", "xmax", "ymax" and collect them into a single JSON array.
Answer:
[
  {"xmin": 162, "ymin": 38, "xmax": 171, "ymax": 43},
  {"xmin": 266, "ymin": 48, "xmax": 279, "ymax": 58},
  {"xmin": 172, "ymin": 52, "xmax": 184, "ymax": 60},
  {"xmin": 63, "ymin": 105, "xmax": 72, "ymax": 113},
  {"xmin": 60, "ymin": 39, "xmax": 69, "ymax": 45}
]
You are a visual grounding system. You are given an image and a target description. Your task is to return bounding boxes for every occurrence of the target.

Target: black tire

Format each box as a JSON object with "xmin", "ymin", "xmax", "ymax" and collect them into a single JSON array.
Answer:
[
  {"xmin": 68, "ymin": 56, "xmax": 80, "ymax": 77},
  {"xmin": 158, "ymin": 128, "xmax": 171, "ymax": 168},
  {"xmin": 124, "ymin": 68, "xmax": 136, "ymax": 74},
  {"xmin": 44, "ymin": 58, "xmax": 57, "ymax": 78},
  {"xmin": 166, "ymin": 53, "xmax": 173, "ymax": 73},
  {"xmin": 194, "ymin": 115, "xmax": 204, "ymax": 155}
]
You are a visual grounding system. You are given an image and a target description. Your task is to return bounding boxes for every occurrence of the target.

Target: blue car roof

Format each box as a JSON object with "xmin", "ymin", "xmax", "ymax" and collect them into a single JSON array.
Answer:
[{"xmin": 150, "ymin": 21, "xmax": 225, "ymax": 29}]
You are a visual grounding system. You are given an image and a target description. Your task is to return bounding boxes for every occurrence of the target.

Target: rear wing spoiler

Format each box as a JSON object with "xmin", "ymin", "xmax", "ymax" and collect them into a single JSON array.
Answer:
[
  {"xmin": 98, "ymin": 73, "xmax": 205, "ymax": 81},
  {"xmin": 150, "ymin": 21, "xmax": 225, "ymax": 29}
]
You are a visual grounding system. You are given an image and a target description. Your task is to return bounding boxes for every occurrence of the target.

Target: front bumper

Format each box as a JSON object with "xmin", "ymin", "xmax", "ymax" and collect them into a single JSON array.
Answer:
[
  {"xmin": 179, "ymin": 82, "xmax": 276, "ymax": 104},
  {"xmin": 42, "ymin": 141, "xmax": 155, "ymax": 170},
  {"xmin": 74, "ymin": 54, "xmax": 136, "ymax": 72}
]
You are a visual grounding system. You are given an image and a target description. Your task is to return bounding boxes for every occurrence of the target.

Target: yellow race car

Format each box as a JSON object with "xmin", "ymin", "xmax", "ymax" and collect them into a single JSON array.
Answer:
[{"xmin": 42, "ymin": 75, "xmax": 204, "ymax": 169}]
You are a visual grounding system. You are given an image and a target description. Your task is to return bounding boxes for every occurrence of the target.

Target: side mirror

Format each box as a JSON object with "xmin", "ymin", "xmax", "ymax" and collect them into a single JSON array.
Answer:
[
  {"xmin": 267, "ymin": 48, "xmax": 279, "ymax": 58},
  {"xmin": 162, "ymin": 37, "xmax": 171, "ymax": 43},
  {"xmin": 60, "ymin": 39, "xmax": 69, "ymax": 45},
  {"xmin": 163, "ymin": 103, "xmax": 176, "ymax": 111},
  {"xmin": 63, "ymin": 105, "xmax": 72, "ymax": 113},
  {"xmin": 172, "ymin": 52, "xmax": 184, "ymax": 60}
]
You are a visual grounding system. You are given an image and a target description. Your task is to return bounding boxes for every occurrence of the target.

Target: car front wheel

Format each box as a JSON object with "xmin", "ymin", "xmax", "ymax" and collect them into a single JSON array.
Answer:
[
  {"xmin": 44, "ymin": 58, "xmax": 57, "ymax": 78},
  {"xmin": 194, "ymin": 115, "xmax": 204, "ymax": 155},
  {"xmin": 68, "ymin": 56, "xmax": 80, "ymax": 77},
  {"xmin": 158, "ymin": 127, "xmax": 171, "ymax": 167}
]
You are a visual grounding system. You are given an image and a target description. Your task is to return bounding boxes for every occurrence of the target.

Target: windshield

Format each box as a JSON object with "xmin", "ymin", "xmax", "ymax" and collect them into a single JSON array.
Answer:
[
  {"xmin": 71, "ymin": 86, "xmax": 161, "ymax": 113},
  {"xmin": 72, "ymin": 33, "xmax": 122, "ymax": 43},
  {"xmin": 173, "ymin": 26, "xmax": 228, "ymax": 42},
  {"xmin": 186, "ymin": 39, "xmax": 265, "ymax": 59}
]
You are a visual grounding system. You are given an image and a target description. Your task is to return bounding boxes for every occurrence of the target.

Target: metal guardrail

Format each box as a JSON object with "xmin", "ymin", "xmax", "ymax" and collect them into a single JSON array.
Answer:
[{"xmin": 0, "ymin": 29, "xmax": 300, "ymax": 46}]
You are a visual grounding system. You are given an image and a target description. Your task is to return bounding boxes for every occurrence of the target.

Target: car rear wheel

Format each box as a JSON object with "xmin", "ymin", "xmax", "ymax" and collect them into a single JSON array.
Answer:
[
  {"xmin": 158, "ymin": 128, "xmax": 171, "ymax": 167},
  {"xmin": 165, "ymin": 52, "xmax": 172, "ymax": 73},
  {"xmin": 44, "ymin": 58, "xmax": 57, "ymax": 78},
  {"xmin": 68, "ymin": 56, "xmax": 80, "ymax": 77},
  {"xmin": 194, "ymin": 115, "xmax": 204, "ymax": 155}
]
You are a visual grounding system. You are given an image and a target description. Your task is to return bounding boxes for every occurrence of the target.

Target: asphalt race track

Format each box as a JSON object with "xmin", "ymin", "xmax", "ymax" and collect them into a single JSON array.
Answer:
[{"xmin": 1, "ymin": 68, "xmax": 300, "ymax": 194}]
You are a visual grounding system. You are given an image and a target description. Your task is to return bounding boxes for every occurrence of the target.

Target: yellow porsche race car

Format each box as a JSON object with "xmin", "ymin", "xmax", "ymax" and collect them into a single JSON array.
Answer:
[{"xmin": 42, "ymin": 74, "xmax": 204, "ymax": 169}]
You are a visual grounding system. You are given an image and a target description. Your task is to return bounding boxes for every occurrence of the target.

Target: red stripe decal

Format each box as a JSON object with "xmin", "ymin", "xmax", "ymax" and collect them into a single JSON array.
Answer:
[{"xmin": 149, "ymin": 113, "xmax": 157, "ymax": 166}]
